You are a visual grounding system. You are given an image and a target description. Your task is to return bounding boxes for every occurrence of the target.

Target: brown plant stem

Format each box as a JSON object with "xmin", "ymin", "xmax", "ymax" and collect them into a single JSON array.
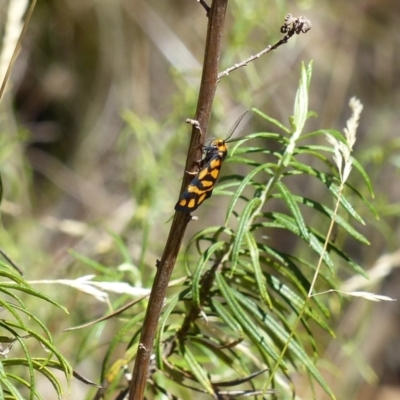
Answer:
[
  {"xmin": 128, "ymin": 1, "xmax": 228, "ymax": 399},
  {"xmin": 218, "ymin": 14, "xmax": 312, "ymax": 81}
]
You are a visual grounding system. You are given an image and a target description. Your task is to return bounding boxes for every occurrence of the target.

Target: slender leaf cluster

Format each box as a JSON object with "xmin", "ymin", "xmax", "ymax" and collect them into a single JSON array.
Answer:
[
  {"xmin": 0, "ymin": 260, "xmax": 72, "ymax": 400},
  {"xmin": 156, "ymin": 63, "xmax": 371, "ymax": 399},
  {"xmin": 99, "ymin": 63, "xmax": 372, "ymax": 399}
]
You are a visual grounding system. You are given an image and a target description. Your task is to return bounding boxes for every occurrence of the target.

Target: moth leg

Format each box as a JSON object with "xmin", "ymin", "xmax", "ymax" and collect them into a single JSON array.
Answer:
[
  {"xmin": 185, "ymin": 118, "xmax": 205, "ymax": 175},
  {"xmin": 186, "ymin": 118, "xmax": 202, "ymax": 131},
  {"xmin": 186, "ymin": 155, "xmax": 205, "ymax": 175},
  {"xmin": 186, "ymin": 118, "xmax": 200, "ymax": 127}
]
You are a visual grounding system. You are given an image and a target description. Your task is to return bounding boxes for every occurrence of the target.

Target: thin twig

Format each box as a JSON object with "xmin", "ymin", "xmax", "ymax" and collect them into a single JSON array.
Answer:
[
  {"xmin": 197, "ymin": 0, "xmax": 211, "ymax": 15},
  {"xmin": 0, "ymin": 0, "xmax": 36, "ymax": 101},
  {"xmin": 218, "ymin": 14, "xmax": 312, "ymax": 81},
  {"xmin": 64, "ymin": 296, "xmax": 147, "ymax": 331},
  {"xmin": 128, "ymin": 1, "xmax": 228, "ymax": 399}
]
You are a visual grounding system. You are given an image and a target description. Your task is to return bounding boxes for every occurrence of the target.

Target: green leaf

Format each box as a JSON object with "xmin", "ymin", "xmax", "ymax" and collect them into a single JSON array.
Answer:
[
  {"xmin": 288, "ymin": 161, "xmax": 366, "ymax": 224},
  {"xmin": 69, "ymin": 250, "xmax": 116, "ymax": 277},
  {"xmin": 351, "ymin": 157, "xmax": 374, "ymax": 198},
  {"xmin": 192, "ymin": 241, "xmax": 225, "ymax": 308},
  {"xmin": 179, "ymin": 342, "xmax": 214, "ymax": 395},
  {"xmin": 300, "ymin": 129, "xmax": 347, "ymax": 143},
  {"xmin": 0, "ymin": 284, "xmax": 68, "ymax": 314},
  {"xmin": 234, "ymin": 290, "xmax": 335, "ymax": 399},
  {"xmin": 216, "ymin": 273, "xmax": 283, "ymax": 366},
  {"xmin": 210, "ymin": 299, "xmax": 244, "ymax": 340},
  {"xmin": 329, "ymin": 183, "xmax": 366, "ymax": 225},
  {"xmin": 272, "ymin": 193, "xmax": 370, "ymax": 244},
  {"xmin": 100, "ymin": 313, "xmax": 144, "ymax": 382},
  {"xmin": 252, "ymin": 108, "xmax": 291, "ymax": 134},
  {"xmin": 262, "ymin": 212, "xmax": 335, "ymax": 273},
  {"xmin": 155, "ymin": 293, "xmax": 181, "ymax": 370},
  {"xmin": 230, "ymin": 198, "xmax": 262, "ymax": 275},
  {"xmin": 225, "ymin": 164, "xmax": 271, "ymax": 225},
  {"xmin": 267, "ymin": 275, "xmax": 334, "ymax": 336},
  {"xmin": 226, "ymin": 156, "xmax": 261, "ymax": 166},
  {"xmin": 276, "ymin": 182, "xmax": 310, "ymax": 241},
  {"xmin": 244, "ymin": 232, "xmax": 272, "ymax": 308},
  {"xmin": 292, "ymin": 62, "xmax": 312, "ymax": 136},
  {"xmin": 0, "ymin": 360, "xmax": 24, "ymax": 400}
]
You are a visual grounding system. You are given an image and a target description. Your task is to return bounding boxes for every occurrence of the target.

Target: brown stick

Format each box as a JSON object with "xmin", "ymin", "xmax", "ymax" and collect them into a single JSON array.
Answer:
[{"xmin": 128, "ymin": 1, "xmax": 228, "ymax": 399}]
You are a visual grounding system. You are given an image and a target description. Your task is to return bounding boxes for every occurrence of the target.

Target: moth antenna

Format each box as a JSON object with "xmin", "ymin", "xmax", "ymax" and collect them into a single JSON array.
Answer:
[{"xmin": 225, "ymin": 110, "xmax": 250, "ymax": 142}]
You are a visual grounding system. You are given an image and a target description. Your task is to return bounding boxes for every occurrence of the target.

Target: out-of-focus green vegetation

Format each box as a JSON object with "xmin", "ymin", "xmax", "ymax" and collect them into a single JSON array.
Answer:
[{"xmin": 0, "ymin": 0, "xmax": 399, "ymax": 399}]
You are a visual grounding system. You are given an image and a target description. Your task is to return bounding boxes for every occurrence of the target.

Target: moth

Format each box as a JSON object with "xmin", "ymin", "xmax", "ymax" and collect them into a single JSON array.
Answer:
[{"xmin": 175, "ymin": 112, "xmax": 248, "ymax": 213}]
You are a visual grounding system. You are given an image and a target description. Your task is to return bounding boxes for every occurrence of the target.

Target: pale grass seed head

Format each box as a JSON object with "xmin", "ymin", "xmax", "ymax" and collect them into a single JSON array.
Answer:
[{"xmin": 326, "ymin": 97, "xmax": 363, "ymax": 182}]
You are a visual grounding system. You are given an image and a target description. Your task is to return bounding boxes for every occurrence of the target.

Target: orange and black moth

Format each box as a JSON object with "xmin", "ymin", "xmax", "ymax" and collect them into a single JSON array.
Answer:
[
  {"xmin": 174, "ymin": 138, "xmax": 227, "ymax": 213},
  {"xmin": 174, "ymin": 111, "xmax": 248, "ymax": 213}
]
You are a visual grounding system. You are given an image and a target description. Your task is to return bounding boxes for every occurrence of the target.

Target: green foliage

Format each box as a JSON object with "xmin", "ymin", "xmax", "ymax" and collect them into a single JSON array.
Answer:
[
  {"xmin": 0, "ymin": 260, "xmax": 72, "ymax": 399},
  {"xmin": 97, "ymin": 63, "xmax": 371, "ymax": 399}
]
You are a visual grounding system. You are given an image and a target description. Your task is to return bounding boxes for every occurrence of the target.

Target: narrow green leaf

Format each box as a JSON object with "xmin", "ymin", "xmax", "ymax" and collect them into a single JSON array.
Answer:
[
  {"xmin": 234, "ymin": 290, "xmax": 335, "ymax": 399},
  {"xmin": 218, "ymin": 174, "xmax": 246, "ymax": 184},
  {"xmin": 216, "ymin": 273, "xmax": 283, "ymax": 366},
  {"xmin": 321, "ymin": 237, "xmax": 368, "ymax": 278},
  {"xmin": 109, "ymin": 232, "xmax": 133, "ymax": 264},
  {"xmin": 211, "ymin": 299, "xmax": 244, "ymax": 339},
  {"xmin": 69, "ymin": 250, "xmax": 116, "ymax": 277},
  {"xmin": 342, "ymin": 180, "xmax": 378, "ymax": 219},
  {"xmin": 192, "ymin": 241, "xmax": 225, "ymax": 308},
  {"xmin": 0, "ymin": 296, "xmax": 26, "ymax": 329},
  {"xmin": 0, "ymin": 284, "xmax": 68, "ymax": 313},
  {"xmin": 276, "ymin": 182, "xmax": 310, "ymax": 241},
  {"xmin": 292, "ymin": 62, "xmax": 311, "ymax": 136},
  {"xmin": 259, "ymin": 245, "xmax": 333, "ymax": 319},
  {"xmin": 0, "ymin": 361, "xmax": 24, "ymax": 400},
  {"xmin": 0, "ymin": 269, "xmax": 28, "ymax": 285},
  {"xmin": 229, "ymin": 146, "xmax": 271, "ymax": 156},
  {"xmin": 329, "ymin": 183, "xmax": 366, "ymax": 225},
  {"xmin": 295, "ymin": 144, "xmax": 335, "ymax": 156},
  {"xmin": 230, "ymin": 198, "xmax": 262, "ymax": 275},
  {"xmin": 100, "ymin": 313, "xmax": 144, "ymax": 381},
  {"xmin": 351, "ymin": 157, "xmax": 374, "ymax": 198},
  {"xmin": 179, "ymin": 342, "xmax": 214, "ymax": 395},
  {"xmin": 272, "ymin": 193, "xmax": 370, "ymax": 244},
  {"xmin": 225, "ymin": 164, "xmax": 270, "ymax": 225},
  {"xmin": 230, "ymin": 132, "xmax": 284, "ymax": 150},
  {"xmin": 2, "ymin": 375, "xmax": 38, "ymax": 399},
  {"xmin": 155, "ymin": 293, "xmax": 181, "ymax": 370},
  {"xmin": 0, "ymin": 361, "xmax": 6, "ymax": 400},
  {"xmin": 288, "ymin": 162, "xmax": 367, "ymax": 224},
  {"xmin": 187, "ymin": 226, "xmax": 234, "ymax": 251},
  {"xmin": 300, "ymin": 129, "xmax": 347, "ymax": 143},
  {"xmin": 267, "ymin": 275, "xmax": 334, "ymax": 335},
  {"xmin": 244, "ymin": 232, "xmax": 272, "ymax": 308},
  {"xmin": 308, "ymin": 231, "xmax": 335, "ymax": 274},
  {"xmin": 14, "ymin": 335, "xmax": 35, "ymax": 400},
  {"xmin": 225, "ymin": 155, "xmax": 261, "ymax": 166},
  {"xmin": 29, "ymin": 362, "xmax": 64, "ymax": 399},
  {"xmin": 2, "ymin": 321, "xmax": 72, "ymax": 382},
  {"xmin": 9, "ymin": 302, "xmax": 54, "ymax": 344},
  {"xmin": 264, "ymin": 212, "xmax": 335, "ymax": 273},
  {"xmin": 252, "ymin": 108, "xmax": 291, "ymax": 134}
]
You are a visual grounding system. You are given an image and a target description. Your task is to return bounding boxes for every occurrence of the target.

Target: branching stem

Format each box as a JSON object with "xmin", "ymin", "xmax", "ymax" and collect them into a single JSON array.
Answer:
[
  {"xmin": 218, "ymin": 14, "xmax": 311, "ymax": 81},
  {"xmin": 128, "ymin": 1, "xmax": 228, "ymax": 399}
]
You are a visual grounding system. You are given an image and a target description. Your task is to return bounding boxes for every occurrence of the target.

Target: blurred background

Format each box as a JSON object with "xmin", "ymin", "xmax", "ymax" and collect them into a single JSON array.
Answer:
[{"xmin": 0, "ymin": 0, "xmax": 399, "ymax": 398}]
